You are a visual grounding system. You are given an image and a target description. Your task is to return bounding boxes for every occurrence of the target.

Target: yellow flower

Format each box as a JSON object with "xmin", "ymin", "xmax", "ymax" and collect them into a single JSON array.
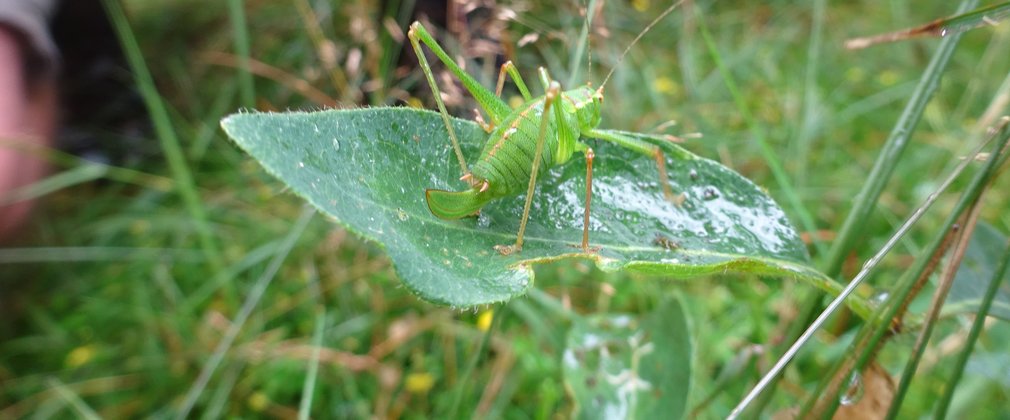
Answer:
[
  {"xmin": 405, "ymin": 372, "xmax": 435, "ymax": 394},
  {"xmin": 653, "ymin": 77, "xmax": 679, "ymax": 95},
  {"xmin": 248, "ymin": 392, "xmax": 269, "ymax": 411},
  {"xmin": 65, "ymin": 345, "xmax": 96, "ymax": 368},
  {"xmin": 477, "ymin": 309, "xmax": 494, "ymax": 332}
]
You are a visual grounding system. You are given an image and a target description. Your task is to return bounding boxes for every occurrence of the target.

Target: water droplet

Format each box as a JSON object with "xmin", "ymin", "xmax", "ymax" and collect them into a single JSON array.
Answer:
[
  {"xmin": 688, "ymin": 169, "xmax": 698, "ymax": 180},
  {"xmin": 703, "ymin": 187, "xmax": 719, "ymax": 200},
  {"xmin": 939, "ymin": 28, "xmax": 948, "ymax": 37},
  {"xmin": 332, "ymin": 138, "xmax": 340, "ymax": 151},
  {"xmin": 871, "ymin": 291, "xmax": 890, "ymax": 305},
  {"xmin": 477, "ymin": 213, "xmax": 491, "ymax": 228},
  {"xmin": 297, "ymin": 161, "xmax": 305, "ymax": 168},
  {"xmin": 839, "ymin": 371, "xmax": 864, "ymax": 406}
]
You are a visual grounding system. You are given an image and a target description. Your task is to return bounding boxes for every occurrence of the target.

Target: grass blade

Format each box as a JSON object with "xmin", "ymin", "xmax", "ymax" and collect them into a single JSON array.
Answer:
[
  {"xmin": 886, "ymin": 191, "xmax": 986, "ymax": 418},
  {"xmin": 0, "ymin": 164, "xmax": 106, "ymax": 205},
  {"xmin": 0, "ymin": 247, "xmax": 204, "ymax": 263},
  {"xmin": 695, "ymin": 8, "xmax": 822, "ymax": 258},
  {"xmin": 823, "ymin": 0, "xmax": 980, "ymax": 277},
  {"xmin": 846, "ymin": 2, "xmax": 1010, "ymax": 50},
  {"xmin": 775, "ymin": 0, "xmax": 980, "ymax": 413},
  {"xmin": 102, "ymin": 0, "xmax": 223, "ymax": 270},
  {"xmin": 227, "ymin": 0, "xmax": 255, "ymax": 108},
  {"xmin": 200, "ymin": 365, "xmax": 241, "ymax": 420},
  {"xmin": 45, "ymin": 378, "xmax": 101, "ymax": 420},
  {"xmin": 809, "ymin": 118, "xmax": 1010, "ymax": 418},
  {"xmin": 448, "ymin": 303, "xmax": 507, "ymax": 418},
  {"xmin": 731, "ymin": 110, "xmax": 1006, "ymax": 419},
  {"xmin": 747, "ymin": 0, "xmax": 829, "ymax": 411},
  {"xmin": 175, "ymin": 206, "xmax": 315, "ymax": 418},
  {"xmin": 298, "ymin": 265, "xmax": 325, "ymax": 420},
  {"xmin": 934, "ymin": 239, "xmax": 1010, "ymax": 417},
  {"xmin": 567, "ymin": 0, "xmax": 598, "ymax": 86}
]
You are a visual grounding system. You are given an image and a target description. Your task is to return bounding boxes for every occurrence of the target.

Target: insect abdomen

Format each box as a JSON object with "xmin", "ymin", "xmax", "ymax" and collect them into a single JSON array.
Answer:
[{"xmin": 470, "ymin": 101, "xmax": 561, "ymax": 196}]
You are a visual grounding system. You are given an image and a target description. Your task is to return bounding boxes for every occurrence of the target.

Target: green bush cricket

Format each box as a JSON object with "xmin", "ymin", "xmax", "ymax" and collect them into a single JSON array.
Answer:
[{"xmin": 409, "ymin": 1, "xmax": 685, "ymax": 256}]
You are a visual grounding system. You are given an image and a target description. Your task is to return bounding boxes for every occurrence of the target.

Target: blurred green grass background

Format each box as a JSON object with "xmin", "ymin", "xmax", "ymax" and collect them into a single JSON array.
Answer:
[{"xmin": 2, "ymin": 0, "xmax": 1010, "ymax": 417}]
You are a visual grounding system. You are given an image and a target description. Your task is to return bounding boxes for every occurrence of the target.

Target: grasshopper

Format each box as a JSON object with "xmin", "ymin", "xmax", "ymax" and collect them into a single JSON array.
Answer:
[{"xmin": 409, "ymin": 2, "xmax": 683, "ymax": 256}]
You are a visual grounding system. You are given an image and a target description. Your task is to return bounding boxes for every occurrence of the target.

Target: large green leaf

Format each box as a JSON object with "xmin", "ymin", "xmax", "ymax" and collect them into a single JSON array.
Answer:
[
  {"xmin": 221, "ymin": 107, "xmax": 863, "ymax": 312},
  {"xmin": 563, "ymin": 295, "xmax": 693, "ymax": 420}
]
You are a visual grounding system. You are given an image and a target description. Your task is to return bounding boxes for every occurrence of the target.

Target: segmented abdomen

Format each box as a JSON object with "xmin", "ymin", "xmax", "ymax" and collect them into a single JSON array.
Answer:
[{"xmin": 470, "ymin": 100, "xmax": 559, "ymax": 196}]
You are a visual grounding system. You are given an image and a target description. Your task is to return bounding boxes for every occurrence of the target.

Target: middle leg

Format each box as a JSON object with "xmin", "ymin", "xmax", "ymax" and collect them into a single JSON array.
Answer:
[{"xmin": 494, "ymin": 81, "xmax": 562, "ymax": 256}]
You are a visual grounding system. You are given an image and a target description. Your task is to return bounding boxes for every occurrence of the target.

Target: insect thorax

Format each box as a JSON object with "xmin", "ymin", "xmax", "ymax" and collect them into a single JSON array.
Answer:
[{"xmin": 563, "ymin": 85, "xmax": 603, "ymax": 131}]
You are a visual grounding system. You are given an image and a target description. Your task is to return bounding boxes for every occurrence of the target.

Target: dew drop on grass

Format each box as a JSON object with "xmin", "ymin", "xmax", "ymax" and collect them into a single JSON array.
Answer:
[
  {"xmin": 839, "ymin": 371, "xmax": 864, "ymax": 406},
  {"xmin": 332, "ymin": 138, "xmax": 340, "ymax": 151}
]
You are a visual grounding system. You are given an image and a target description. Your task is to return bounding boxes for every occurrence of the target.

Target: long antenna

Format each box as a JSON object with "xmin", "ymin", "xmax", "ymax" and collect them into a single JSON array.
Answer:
[{"xmin": 599, "ymin": 0, "xmax": 686, "ymax": 91}]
